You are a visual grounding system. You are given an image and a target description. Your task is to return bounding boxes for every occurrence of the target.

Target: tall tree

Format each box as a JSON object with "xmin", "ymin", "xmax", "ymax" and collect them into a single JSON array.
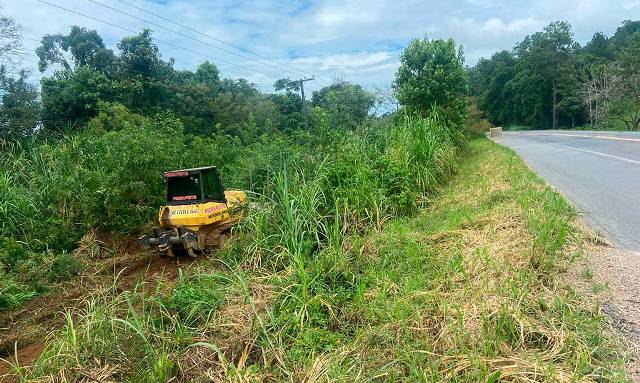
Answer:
[
  {"xmin": 312, "ymin": 81, "xmax": 374, "ymax": 130},
  {"xmin": 468, "ymin": 50, "xmax": 516, "ymax": 126},
  {"xmin": 612, "ymin": 32, "xmax": 640, "ymax": 130},
  {"xmin": 0, "ymin": 68, "xmax": 40, "ymax": 140},
  {"xmin": 36, "ymin": 26, "xmax": 115, "ymax": 72},
  {"xmin": 394, "ymin": 36, "xmax": 468, "ymax": 126},
  {"xmin": 514, "ymin": 21, "xmax": 577, "ymax": 129},
  {"xmin": 610, "ymin": 20, "xmax": 640, "ymax": 52}
]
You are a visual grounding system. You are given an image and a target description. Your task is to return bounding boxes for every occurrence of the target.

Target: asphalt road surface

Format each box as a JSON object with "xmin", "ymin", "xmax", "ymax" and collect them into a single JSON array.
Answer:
[{"xmin": 497, "ymin": 130, "xmax": 640, "ymax": 250}]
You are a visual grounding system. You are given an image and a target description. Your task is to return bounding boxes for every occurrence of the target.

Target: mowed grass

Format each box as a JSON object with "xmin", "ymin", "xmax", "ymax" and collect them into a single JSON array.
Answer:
[{"xmin": 8, "ymin": 137, "xmax": 629, "ymax": 382}]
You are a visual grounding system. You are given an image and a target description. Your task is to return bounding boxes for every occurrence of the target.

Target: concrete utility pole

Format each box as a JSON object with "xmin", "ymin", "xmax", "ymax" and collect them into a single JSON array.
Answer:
[{"xmin": 298, "ymin": 76, "xmax": 315, "ymax": 127}]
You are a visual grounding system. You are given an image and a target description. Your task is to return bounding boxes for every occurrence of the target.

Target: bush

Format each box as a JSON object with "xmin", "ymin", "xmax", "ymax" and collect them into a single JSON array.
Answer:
[
  {"xmin": 162, "ymin": 272, "xmax": 229, "ymax": 323},
  {"xmin": 49, "ymin": 253, "xmax": 84, "ymax": 282},
  {"xmin": 0, "ymin": 236, "xmax": 30, "ymax": 270}
]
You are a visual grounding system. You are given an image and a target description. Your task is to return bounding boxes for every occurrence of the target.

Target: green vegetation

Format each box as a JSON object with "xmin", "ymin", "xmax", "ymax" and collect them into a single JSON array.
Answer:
[
  {"xmin": 395, "ymin": 37, "xmax": 468, "ymax": 127},
  {"xmin": 8, "ymin": 137, "xmax": 628, "ymax": 382},
  {"xmin": 0, "ymin": 17, "xmax": 470, "ymax": 312},
  {"xmin": 0, "ymin": 9, "xmax": 631, "ymax": 381},
  {"xmin": 469, "ymin": 20, "xmax": 640, "ymax": 130}
]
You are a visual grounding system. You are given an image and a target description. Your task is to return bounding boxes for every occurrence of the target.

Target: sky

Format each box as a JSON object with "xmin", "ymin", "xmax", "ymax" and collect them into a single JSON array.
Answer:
[{"xmin": 2, "ymin": 0, "xmax": 639, "ymax": 94}]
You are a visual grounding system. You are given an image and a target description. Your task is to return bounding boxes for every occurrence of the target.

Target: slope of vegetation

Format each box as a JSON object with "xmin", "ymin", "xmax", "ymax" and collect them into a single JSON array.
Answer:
[{"xmin": 5, "ymin": 136, "xmax": 628, "ymax": 382}]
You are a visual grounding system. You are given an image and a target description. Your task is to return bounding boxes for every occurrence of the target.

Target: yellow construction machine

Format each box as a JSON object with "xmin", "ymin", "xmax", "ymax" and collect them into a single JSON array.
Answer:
[{"xmin": 139, "ymin": 166, "xmax": 247, "ymax": 256}]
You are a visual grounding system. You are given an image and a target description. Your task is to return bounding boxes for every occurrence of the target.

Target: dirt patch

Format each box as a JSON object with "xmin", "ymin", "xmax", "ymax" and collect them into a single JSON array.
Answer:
[
  {"xmin": 569, "ymin": 243, "xmax": 640, "ymax": 381},
  {"xmin": 0, "ymin": 343, "xmax": 44, "ymax": 380},
  {"xmin": 0, "ymin": 237, "xmax": 208, "ymax": 381}
]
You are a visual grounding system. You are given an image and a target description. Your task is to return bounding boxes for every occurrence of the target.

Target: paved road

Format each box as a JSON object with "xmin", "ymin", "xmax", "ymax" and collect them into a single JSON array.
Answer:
[{"xmin": 497, "ymin": 131, "xmax": 640, "ymax": 250}]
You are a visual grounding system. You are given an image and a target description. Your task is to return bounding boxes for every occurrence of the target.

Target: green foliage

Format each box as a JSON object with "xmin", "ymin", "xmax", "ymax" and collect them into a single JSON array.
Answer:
[
  {"xmin": 611, "ymin": 31, "xmax": 640, "ymax": 130},
  {"xmin": 470, "ymin": 19, "xmax": 640, "ymax": 130},
  {"xmin": 7, "ymin": 25, "xmax": 382, "ymax": 143},
  {"xmin": 273, "ymin": 77, "xmax": 301, "ymax": 92},
  {"xmin": 32, "ymin": 27, "xmax": 294, "ymax": 138},
  {"xmin": 36, "ymin": 26, "xmax": 115, "ymax": 72},
  {"xmin": 0, "ymin": 273, "xmax": 38, "ymax": 310},
  {"xmin": 21, "ymin": 138, "xmax": 629, "ymax": 382},
  {"xmin": 163, "ymin": 272, "xmax": 229, "ymax": 323},
  {"xmin": 311, "ymin": 81, "xmax": 375, "ymax": 130},
  {"xmin": 40, "ymin": 66, "xmax": 115, "ymax": 133},
  {"xmin": 49, "ymin": 253, "xmax": 84, "ymax": 282},
  {"xmin": 0, "ymin": 68, "xmax": 40, "ymax": 140},
  {"xmin": 395, "ymin": 36, "xmax": 468, "ymax": 127},
  {"xmin": 0, "ymin": 236, "xmax": 30, "ymax": 270}
]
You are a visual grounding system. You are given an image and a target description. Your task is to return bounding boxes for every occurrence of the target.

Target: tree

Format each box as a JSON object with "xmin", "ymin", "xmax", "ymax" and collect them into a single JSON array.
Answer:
[
  {"xmin": 274, "ymin": 78, "xmax": 301, "ymax": 92},
  {"xmin": 394, "ymin": 37, "xmax": 468, "ymax": 126},
  {"xmin": 610, "ymin": 20, "xmax": 640, "ymax": 53},
  {"xmin": 579, "ymin": 32, "xmax": 640, "ymax": 131},
  {"xmin": 611, "ymin": 32, "xmax": 640, "ymax": 130},
  {"xmin": 40, "ymin": 66, "xmax": 115, "ymax": 133},
  {"xmin": 0, "ymin": 10, "xmax": 22, "ymax": 71},
  {"xmin": 36, "ymin": 26, "xmax": 115, "ymax": 72},
  {"xmin": 194, "ymin": 61, "xmax": 220, "ymax": 92},
  {"xmin": 583, "ymin": 32, "xmax": 613, "ymax": 63},
  {"xmin": 0, "ymin": 69, "xmax": 40, "ymax": 140},
  {"xmin": 311, "ymin": 81, "xmax": 374, "ymax": 130},
  {"xmin": 468, "ymin": 51, "xmax": 516, "ymax": 126},
  {"xmin": 513, "ymin": 21, "xmax": 578, "ymax": 129}
]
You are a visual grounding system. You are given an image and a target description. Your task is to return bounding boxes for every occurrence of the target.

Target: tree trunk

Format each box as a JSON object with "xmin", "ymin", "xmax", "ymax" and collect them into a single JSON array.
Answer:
[
  {"xmin": 572, "ymin": 115, "xmax": 575, "ymax": 129},
  {"xmin": 633, "ymin": 110, "xmax": 640, "ymax": 131},
  {"xmin": 552, "ymin": 82, "xmax": 558, "ymax": 130}
]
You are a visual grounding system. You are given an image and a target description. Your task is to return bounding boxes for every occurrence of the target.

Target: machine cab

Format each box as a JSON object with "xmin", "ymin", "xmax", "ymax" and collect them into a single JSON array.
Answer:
[{"xmin": 164, "ymin": 166, "xmax": 226, "ymax": 205}]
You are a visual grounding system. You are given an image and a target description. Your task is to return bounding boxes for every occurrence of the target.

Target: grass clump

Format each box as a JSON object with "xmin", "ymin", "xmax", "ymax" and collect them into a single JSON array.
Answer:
[{"xmin": 163, "ymin": 271, "xmax": 230, "ymax": 324}]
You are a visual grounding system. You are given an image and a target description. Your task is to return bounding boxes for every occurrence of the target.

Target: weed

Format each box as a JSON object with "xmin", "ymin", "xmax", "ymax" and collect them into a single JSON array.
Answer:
[{"xmin": 48, "ymin": 253, "xmax": 84, "ymax": 282}]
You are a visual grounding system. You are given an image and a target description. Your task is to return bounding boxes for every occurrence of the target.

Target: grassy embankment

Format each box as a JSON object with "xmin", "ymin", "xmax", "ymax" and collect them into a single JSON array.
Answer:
[{"xmin": 6, "ymin": 135, "xmax": 630, "ymax": 382}]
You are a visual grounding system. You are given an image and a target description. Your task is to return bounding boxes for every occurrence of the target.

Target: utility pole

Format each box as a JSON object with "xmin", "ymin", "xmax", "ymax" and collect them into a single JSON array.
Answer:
[{"xmin": 298, "ymin": 76, "xmax": 315, "ymax": 127}]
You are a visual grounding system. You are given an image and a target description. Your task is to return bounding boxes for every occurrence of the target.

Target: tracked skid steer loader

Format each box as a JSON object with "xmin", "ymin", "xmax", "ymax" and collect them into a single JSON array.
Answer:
[{"xmin": 139, "ymin": 166, "xmax": 246, "ymax": 257}]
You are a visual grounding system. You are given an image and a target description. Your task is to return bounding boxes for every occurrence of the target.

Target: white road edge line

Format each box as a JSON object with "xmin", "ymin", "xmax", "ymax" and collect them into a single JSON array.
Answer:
[
  {"xmin": 522, "ymin": 132, "xmax": 640, "ymax": 143},
  {"xmin": 557, "ymin": 144, "xmax": 640, "ymax": 166}
]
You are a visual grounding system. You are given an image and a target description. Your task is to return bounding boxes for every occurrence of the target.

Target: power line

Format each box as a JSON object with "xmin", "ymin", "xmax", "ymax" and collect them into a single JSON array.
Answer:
[
  {"xmin": 115, "ymin": 0, "xmax": 329, "ymax": 83},
  {"xmin": 20, "ymin": 34, "xmax": 277, "ymax": 91},
  {"xmin": 84, "ymin": 0, "xmax": 317, "ymax": 82},
  {"xmin": 36, "ymin": 0, "xmax": 281, "ymax": 80}
]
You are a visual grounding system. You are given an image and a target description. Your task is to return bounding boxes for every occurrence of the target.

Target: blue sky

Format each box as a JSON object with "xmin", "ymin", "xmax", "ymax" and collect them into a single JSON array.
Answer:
[{"xmin": 3, "ymin": 0, "xmax": 639, "ymax": 94}]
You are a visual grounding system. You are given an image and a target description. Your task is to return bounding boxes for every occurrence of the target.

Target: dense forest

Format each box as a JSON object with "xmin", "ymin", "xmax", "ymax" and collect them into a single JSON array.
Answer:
[
  {"xmin": 469, "ymin": 20, "xmax": 640, "ymax": 130},
  {"xmin": 0, "ymin": 25, "xmax": 376, "ymax": 141}
]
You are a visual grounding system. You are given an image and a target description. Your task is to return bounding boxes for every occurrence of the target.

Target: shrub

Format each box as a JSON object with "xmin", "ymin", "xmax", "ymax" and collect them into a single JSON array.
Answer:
[
  {"xmin": 162, "ymin": 272, "xmax": 229, "ymax": 323},
  {"xmin": 49, "ymin": 253, "xmax": 84, "ymax": 282}
]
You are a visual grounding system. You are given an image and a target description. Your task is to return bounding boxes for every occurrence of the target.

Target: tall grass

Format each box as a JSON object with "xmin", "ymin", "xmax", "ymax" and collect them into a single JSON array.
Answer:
[
  {"xmin": 0, "ymin": 105, "xmax": 296, "ymax": 309},
  {"xmin": 10, "ymin": 120, "xmax": 629, "ymax": 381},
  {"xmin": 8, "ymin": 110, "xmax": 469, "ymax": 380}
]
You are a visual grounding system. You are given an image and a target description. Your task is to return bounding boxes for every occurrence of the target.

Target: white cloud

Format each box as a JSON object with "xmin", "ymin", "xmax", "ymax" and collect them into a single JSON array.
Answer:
[
  {"xmin": 622, "ymin": 0, "xmax": 640, "ymax": 10},
  {"xmin": 292, "ymin": 51, "xmax": 394, "ymax": 70},
  {"xmin": 448, "ymin": 16, "xmax": 542, "ymax": 40},
  {"xmin": 1, "ymin": 0, "xmax": 637, "ymax": 94}
]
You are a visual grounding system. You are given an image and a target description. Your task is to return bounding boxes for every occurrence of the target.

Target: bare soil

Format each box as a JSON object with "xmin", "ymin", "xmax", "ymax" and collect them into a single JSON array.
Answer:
[
  {"xmin": 570, "ymin": 238, "xmax": 640, "ymax": 381},
  {"xmin": 0, "ymin": 236, "xmax": 207, "ymax": 381}
]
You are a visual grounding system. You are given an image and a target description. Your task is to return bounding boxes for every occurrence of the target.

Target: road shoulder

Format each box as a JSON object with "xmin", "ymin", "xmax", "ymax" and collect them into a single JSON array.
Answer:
[{"xmin": 569, "ymin": 238, "xmax": 640, "ymax": 381}]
